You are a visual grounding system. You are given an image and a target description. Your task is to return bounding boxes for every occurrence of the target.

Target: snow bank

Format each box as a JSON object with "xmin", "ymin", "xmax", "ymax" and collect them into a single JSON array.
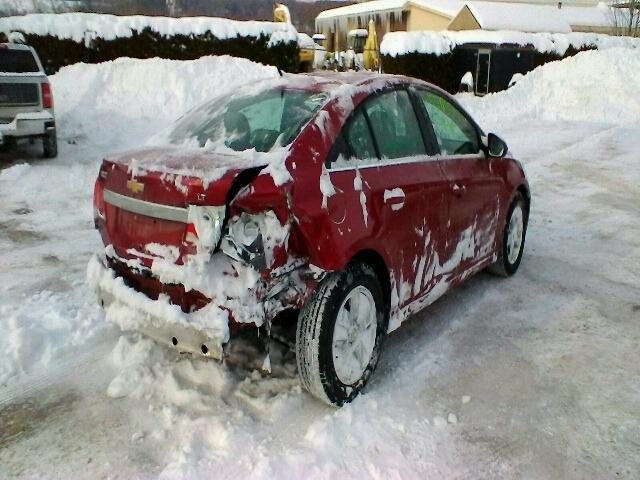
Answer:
[
  {"xmin": 0, "ymin": 55, "xmax": 276, "ymax": 385},
  {"xmin": 0, "ymin": 12, "xmax": 297, "ymax": 44},
  {"xmin": 381, "ymin": 29, "xmax": 640, "ymax": 57},
  {"xmin": 458, "ymin": 48, "xmax": 640, "ymax": 127},
  {"xmin": 50, "ymin": 55, "xmax": 278, "ymax": 147}
]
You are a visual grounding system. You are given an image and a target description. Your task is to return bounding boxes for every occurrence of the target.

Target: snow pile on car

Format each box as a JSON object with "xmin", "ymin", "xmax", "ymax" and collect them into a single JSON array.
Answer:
[
  {"xmin": 458, "ymin": 48, "xmax": 640, "ymax": 128},
  {"xmin": 0, "ymin": 12, "xmax": 297, "ymax": 44},
  {"xmin": 50, "ymin": 55, "xmax": 278, "ymax": 147}
]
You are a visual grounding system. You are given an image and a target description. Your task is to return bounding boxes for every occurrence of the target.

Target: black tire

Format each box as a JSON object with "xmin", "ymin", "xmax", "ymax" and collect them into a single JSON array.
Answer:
[
  {"xmin": 43, "ymin": 131, "xmax": 58, "ymax": 158},
  {"xmin": 488, "ymin": 191, "xmax": 529, "ymax": 277},
  {"xmin": 296, "ymin": 262, "xmax": 388, "ymax": 406}
]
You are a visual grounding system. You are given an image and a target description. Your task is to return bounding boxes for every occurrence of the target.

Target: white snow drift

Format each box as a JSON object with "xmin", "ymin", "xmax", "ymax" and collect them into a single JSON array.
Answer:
[
  {"xmin": 0, "ymin": 55, "xmax": 277, "ymax": 385},
  {"xmin": 459, "ymin": 47, "xmax": 640, "ymax": 127},
  {"xmin": 0, "ymin": 48, "xmax": 639, "ymax": 478},
  {"xmin": 50, "ymin": 55, "xmax": 278, "ymax": 148}
]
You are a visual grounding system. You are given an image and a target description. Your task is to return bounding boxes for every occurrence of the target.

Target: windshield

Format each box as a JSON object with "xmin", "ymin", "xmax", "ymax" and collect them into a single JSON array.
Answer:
[
  {"xmin": 0, "ymin": 49, "xmax": 40, "ymax": 73},
  {"xmin": 167, "ymin": 87, "xmax": 329, "ymax": 153}
]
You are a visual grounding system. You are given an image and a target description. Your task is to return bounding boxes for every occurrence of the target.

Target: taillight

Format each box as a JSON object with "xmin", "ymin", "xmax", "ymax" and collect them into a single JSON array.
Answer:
[
  {"xmin": 41, "ymin": 83, "xmax": 53, "ymax": 109},
  {"xmin": 93, "ymin": 178, "xmax": 105, "ymax": 225},
  {"xmin": 183, "ymin": 206, "xmax": 225, "ymax": 252}
]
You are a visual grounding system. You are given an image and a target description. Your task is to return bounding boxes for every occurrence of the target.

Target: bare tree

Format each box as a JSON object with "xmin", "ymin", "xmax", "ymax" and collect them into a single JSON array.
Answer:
[{"xmin": 610, "ymin": 0, "xmax": 640, "ymax": 37}]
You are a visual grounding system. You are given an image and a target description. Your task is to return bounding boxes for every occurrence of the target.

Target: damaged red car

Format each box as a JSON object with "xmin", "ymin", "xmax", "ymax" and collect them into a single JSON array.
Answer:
[{"xmin": 90, "ymin": 73, "xmax": 529, "ymax": 406}]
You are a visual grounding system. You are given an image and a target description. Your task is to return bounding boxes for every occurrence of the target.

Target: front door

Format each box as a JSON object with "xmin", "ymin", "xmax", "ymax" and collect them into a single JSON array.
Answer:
[
  {"xmin": 325, "ymin": 88, "xmax": 450, "ymax": 317},
  {"xmin": 414, "ymin": 88, "xmax": 502, "ymax": 279}
]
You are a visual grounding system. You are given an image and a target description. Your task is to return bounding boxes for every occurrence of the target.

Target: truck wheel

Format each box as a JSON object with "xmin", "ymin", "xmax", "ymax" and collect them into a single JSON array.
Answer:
[
  {"xmin": 43, "ymin": 131, "xmax": 58, "ymax": 158},
  {"xmin": 296, "ymin": 262, "xmax": 387, "ymax": 406},
  {"xmin": 488, "ymin": 191, "xmax": 528, "ymax": 277}
]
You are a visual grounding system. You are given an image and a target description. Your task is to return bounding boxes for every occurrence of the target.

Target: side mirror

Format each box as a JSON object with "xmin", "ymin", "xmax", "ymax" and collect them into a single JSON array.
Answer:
[{"xmin": 486, "ymin": 133, "xmax": 508, "ymax": 158}]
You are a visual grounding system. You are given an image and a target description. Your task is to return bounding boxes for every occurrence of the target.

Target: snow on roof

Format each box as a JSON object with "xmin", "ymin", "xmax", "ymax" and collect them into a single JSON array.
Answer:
[
  {"xmin": 316, "ymin": 0, "xmax": 462, "ymax": 21},
  {"xmin": 380, "ymin": 29, "xmax": 640, "ymax": 56},
  {"xmin": 317, "ymin": 0, "xmax": 405, "ymax": 21},
  {"xmin": 464, "ymin": 2, "xmax": 572, "ymax": 33},
  {"xmin": 560, "ymin": 2, "xmax": 612, "ymax": 27},
  {"xmin": 0, "ymin": 12, "xmax": 298, "ymax": 44},
  {"xmin": 462, "ymin": 1, "xmax": 614, "ymax": 33}
]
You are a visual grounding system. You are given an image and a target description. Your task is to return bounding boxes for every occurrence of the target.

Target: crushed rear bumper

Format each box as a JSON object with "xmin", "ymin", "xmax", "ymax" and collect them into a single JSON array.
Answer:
[{"xmin": 87, "ymin": 255, "xmax": 228, "ymax": 360}]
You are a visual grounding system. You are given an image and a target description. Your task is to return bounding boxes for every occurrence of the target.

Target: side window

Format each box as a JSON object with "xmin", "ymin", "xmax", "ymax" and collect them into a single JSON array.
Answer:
[
  {"xmin": 364, "ymin": 90, "xmax": 426, "ymax": 160},
  {"xmin": 418, "ymin": 90, "xmax": 480, "ymax": 155},
  {"xmin": 326, "ymin": 109, "xmax": 377, "ymax": 167},
  {"xmin": 344, "ymin": 110, "xmax": 377, "ymax": 160}
]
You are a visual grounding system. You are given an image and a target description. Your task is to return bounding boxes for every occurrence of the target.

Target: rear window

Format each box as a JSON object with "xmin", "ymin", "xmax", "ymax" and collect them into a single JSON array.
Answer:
[
  {"xmin": 167, "ymin": 87, "xmax": 329, "ymax": 153},
  {"xmin": 0, "ymin": 49, "xmax": 40, "ymax": 73}
]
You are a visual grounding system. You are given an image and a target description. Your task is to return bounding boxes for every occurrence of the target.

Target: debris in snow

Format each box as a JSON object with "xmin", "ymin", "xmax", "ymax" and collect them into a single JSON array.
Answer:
[
  {"xmin": 448, "ymin": 413, "xmax": 458, "ymax": 424},
  {"xmin": 261, "ymin": 354, "xmax": 272, "ymax": 374},
  {"xmin": 508, "ymin": 73, "xmax": 524, "ymax": 89},
  {"xmin": 460, "ymin": 71, "xmax": 474, "ymax": 91},
  {"xmin": 462, "ymin": 395, "xmax": 471, "ymax": 404},
  {"xmin": 433, "ymin": 416, "xmax": 447, "ymax": 428}
]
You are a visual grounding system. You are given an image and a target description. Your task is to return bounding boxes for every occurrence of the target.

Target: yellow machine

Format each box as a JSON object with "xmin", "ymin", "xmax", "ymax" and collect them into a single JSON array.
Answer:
[{"xmin": 274, "ymin": 3, "xmax": 315, "ymax": 71}]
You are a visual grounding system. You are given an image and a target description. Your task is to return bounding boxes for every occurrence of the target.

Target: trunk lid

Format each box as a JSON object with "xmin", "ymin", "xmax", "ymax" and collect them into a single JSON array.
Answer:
[{"xmin": 97, "ymin": 147, "xmax": 267, "ymax": 266}]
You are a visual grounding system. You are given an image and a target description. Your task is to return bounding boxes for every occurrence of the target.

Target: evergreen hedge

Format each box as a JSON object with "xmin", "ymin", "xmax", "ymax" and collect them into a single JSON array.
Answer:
[
  {"xmin": 15, "ymin": 28, "xmax": 300, "ymax": 73},
  {"xmin": 381, "ymin": 44, "xmax": 596, "ymax": 94}
]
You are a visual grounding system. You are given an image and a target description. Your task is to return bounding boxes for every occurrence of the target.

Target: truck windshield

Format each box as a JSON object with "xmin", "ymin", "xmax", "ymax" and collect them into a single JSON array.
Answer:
[
  {"xmin": 0, "ymin": 49, "xmax": 40, "ymax": 73},
  {"xmin": 167, "ymin": 88, "xmax": 329, "ymax": 153}
]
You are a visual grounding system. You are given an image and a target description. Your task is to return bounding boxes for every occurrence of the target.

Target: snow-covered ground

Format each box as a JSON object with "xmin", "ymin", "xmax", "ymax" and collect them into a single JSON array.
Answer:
[{"xmin": 1, "ymin": 49, "xmax": 639, "ymax": 479}]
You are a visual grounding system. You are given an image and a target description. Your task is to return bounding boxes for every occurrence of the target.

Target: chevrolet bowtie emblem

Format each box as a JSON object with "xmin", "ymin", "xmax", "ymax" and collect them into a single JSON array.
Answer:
[{"xmin": 126, "ymin": 179, "xmax": 144, "ymax": 194}]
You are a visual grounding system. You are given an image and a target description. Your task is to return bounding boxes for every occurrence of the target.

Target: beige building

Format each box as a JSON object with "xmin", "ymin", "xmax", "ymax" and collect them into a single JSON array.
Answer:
[
  {"xmin": 316, "ymin": 0, "xmax": 462, "ymax": 51},
  {"xmin": 448, "ymin": 1, "xmax": 614, "ymax": 33},
  {"xmin": 316, "ymin": 0, "xmax": 615, "ymax": 51}
]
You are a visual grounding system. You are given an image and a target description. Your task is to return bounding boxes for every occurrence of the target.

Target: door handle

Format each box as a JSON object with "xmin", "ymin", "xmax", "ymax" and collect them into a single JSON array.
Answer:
[
  {"xmin": 452, "ymin": 184, "xmax": 466, "ymax": 195},
  {"xmin": 384, "ymin": 188, "xmax": 405, "ymax": 211}
]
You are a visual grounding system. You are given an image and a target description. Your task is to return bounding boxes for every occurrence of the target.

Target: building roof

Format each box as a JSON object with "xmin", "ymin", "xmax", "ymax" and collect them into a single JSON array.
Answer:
[
  {"xmin": 464, "ymin": 1, "xmax": 573, "ymax": 33},
  {"xmin": 559, "ymin": 2, "xmax": 612, "ymax": 27},
  {"xmin": 462, "ymin": 1, "xmax": 612, "ymax": 32},
  {"xmin": 316, "ymin": 0, "xmax": 463, "ymax": 21},
  {"xmin": 316, "ymin": 0, "xmax": 613, "ymax": 33}
]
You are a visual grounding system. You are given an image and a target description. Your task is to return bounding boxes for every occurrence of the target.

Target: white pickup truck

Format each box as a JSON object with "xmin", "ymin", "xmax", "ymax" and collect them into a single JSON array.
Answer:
[{"xmin": 0, "ymin": 42, "xmax": 57, "ymax": 158}]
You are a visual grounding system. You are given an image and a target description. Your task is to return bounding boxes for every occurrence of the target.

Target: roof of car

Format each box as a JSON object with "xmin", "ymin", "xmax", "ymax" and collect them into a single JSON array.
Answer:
[{"xmin": 298, "ymin": 71, "xmax": 427, "ymax": 92}]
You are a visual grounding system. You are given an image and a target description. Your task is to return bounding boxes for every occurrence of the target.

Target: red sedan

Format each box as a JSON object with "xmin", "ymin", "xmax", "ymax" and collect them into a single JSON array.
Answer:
[{"xmin": 90, "ymin": 72, "xmax": 529, "ymax": 405}]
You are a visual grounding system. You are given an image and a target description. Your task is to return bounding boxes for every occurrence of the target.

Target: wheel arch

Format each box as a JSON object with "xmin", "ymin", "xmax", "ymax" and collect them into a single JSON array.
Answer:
[
  {"xmin": 516, "ymin": 183, "xmax": 531, "ymax": 218},
  {"xmin": 350, "ymin": 249, "xmax": 391, "ymax": 315},
  {"xmin": 517, "ymin": 183, "xmax": 530, "ymax": 204}
]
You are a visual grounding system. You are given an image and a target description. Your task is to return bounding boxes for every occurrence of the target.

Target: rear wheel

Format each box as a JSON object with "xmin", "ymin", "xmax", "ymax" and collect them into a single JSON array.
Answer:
[
  {"xmin": 296, "ymin": 262, "xmax": 387, "ymax": 406},
  {"xmin": 488, "ymin": 191, "xmax": 528, "ymax": 277},
  {"xmin": 43, "ymin": 131, "xmax": 58, "ymax": 158}
]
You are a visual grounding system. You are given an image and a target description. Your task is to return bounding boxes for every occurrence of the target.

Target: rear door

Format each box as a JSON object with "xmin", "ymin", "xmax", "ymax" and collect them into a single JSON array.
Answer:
[
  {"xmin": 326, "ymin": 88, "xmax": 450, "ymax": 312},
  {"xmin": 413, "ymin": 88, "xmax": 502, "ymax": 278}
]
